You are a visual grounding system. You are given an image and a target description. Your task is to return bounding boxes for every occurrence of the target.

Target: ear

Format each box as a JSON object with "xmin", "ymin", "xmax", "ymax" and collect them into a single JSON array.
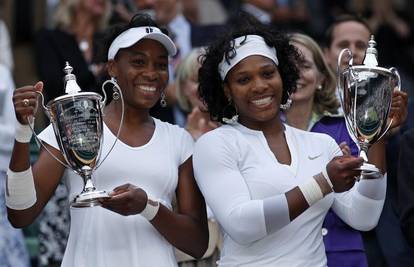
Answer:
[{"xmin": 107, "ymin": 60, "xmax": 118, "ymax": 78}]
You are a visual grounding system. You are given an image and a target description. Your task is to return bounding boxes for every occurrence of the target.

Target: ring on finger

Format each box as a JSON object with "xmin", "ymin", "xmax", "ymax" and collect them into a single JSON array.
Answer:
[{"xmin": 23, "ymin": 98, "xmax": 30, "ymax": 107}]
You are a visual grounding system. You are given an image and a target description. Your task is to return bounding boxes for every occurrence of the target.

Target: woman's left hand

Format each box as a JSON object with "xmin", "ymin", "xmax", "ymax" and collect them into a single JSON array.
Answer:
[{"xmin": 101, "ymin": 183, "xmax": 148, "ymax": 216}]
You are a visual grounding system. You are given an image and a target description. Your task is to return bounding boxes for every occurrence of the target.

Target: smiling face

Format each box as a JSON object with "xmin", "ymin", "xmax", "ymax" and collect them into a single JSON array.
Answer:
[
  {"xmin": 108, "ymin": 38, "xmax": 169, "ymax": 109},
  {"xmin": 224, "ymin": 55, "xmax": 283, "ymax": 128},
  {"xmin": 292, "ymin": 43, "xmax": 324, "ymax": 104}
]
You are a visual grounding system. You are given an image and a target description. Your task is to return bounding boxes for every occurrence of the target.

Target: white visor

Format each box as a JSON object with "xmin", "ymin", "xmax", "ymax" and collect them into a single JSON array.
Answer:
[
  {"xmin": 108, "ymin": 26, "xmax": 177, "ymax": 60},
  {"xmin": 218, "ymin": 35, "xmax": 278, "ymax": 80}
]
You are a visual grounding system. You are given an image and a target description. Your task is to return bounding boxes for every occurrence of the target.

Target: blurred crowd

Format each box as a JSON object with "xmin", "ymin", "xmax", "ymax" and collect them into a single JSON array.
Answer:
[{"xmin": 1, "ymin": 0, "xmax": 414, "ymax": 267}]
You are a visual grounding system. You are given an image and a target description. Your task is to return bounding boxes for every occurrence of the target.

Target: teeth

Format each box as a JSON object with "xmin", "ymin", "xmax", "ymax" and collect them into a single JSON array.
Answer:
[
  {"xmin": 140, "ymin": 86, "xmax": 156, "ymax": 92},
  {"xmin": 252, "ymin": 97, "xmax": 272, "ymax": 106}
]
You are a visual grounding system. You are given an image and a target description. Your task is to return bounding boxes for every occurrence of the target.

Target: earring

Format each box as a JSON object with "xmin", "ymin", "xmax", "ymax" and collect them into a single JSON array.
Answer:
[
  {"xmin": 280, "ymin": 98, "xmax": 292, "ymax": 110},
  {"xmin": 316, "ymin": 84, "xmax": 323, "ymax": 91},
  {"xmin": 102, "ymin": 77, "xmax": 121, "ymax": 101},
  {"xmin": 160, "ymin": 91, "xmax": 167, "ymax": 107},
  {"xmin": 222, "ymin": 99, "xmax": 239, "ymax": 124},
  {"xmin": 111, "ymin": 77, "xmax": 120, "ymax": 100}
]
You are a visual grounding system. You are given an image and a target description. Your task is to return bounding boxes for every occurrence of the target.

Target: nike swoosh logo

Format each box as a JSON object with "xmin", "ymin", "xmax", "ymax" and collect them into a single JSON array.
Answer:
[{"xmin": 308, "ymin": 154, "xmax": 322, "ymax": 160}]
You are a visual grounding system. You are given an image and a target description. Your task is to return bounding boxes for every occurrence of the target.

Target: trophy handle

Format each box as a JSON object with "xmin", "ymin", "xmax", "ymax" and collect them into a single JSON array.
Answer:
[
  {"xmin": 337, "ymin": 48, "xmax": 359, "ymax": 142},
  {"xmin": 336, "ymin": 49, "xmax": 354, "ymax": 106},
  {"xmin": 95, "ymin": 80, "xmax": 125, "ymax": 169},
  {"xmin": 27, "ymin": 116, "xmax": 73, "ymax": 170},
  {"xmin": 26, "ymin": 92, "xmax": 73, "ymax": 170}
]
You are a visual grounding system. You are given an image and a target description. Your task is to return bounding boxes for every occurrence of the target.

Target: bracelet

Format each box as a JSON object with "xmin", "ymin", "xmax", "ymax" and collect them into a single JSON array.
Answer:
[
  {"xmin": 140, "ymin": 195, "xmax": 160, "ymax": 221},
  {"xmin": 5, "ymin": 167, "xmax": 37, "ymax": 210},
  {"xmin": 298, "ymin": 177, "xmax": 324, "ymax": 206},
  {"xmin": 15, "ymin": 118, "xmax": 33, "ymax": 143}
]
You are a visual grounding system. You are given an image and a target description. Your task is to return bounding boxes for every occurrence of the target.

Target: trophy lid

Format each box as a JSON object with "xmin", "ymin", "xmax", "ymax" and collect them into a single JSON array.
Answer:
[
  {"xmin": 63, "ymin": 62, "xmax": 82, "ymax": 95},
  {"xmin": 363, "ymin": 35, "xmax": 378, "ymax": 67}
]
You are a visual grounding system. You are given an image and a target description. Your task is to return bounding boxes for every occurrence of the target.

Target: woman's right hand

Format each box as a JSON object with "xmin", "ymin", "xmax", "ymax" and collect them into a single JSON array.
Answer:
[
  {"xmin": 12, "ymin": 81, "xmax": 43, "ymax": 124},
  {"xmin": 326, "ymin": 155, "xmax": 364, "ymax": 192}
]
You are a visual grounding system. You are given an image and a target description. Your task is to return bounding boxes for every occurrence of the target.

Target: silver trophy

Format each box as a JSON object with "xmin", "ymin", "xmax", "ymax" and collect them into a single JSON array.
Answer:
[
  {"xmin": 337, "ymin": 36, "xmax": 401, "ymax": 177},
  {"xmin": 32, "ymin": 62, "xmax": 123, "ymax": 207}
]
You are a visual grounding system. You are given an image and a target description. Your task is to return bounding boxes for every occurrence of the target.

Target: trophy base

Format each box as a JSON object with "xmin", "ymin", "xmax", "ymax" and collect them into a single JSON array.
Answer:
[
  {"xmin": 71, "ymin": 190, "xmax": 110, "ymax": 208},
  {"xmin": 356, "ymin": 163, "xmax": 383, "ymax": 180}
]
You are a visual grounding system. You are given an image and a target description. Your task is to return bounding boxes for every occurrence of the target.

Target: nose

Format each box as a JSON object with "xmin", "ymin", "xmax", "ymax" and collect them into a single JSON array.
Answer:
[
  {"xmin": 252, "ymin": 76, "xmax": 267, "ymax": 93},
  {"xmin": 142, "ymin": 64, "xmax": 159, "ymax": 81},
  {"xmin": 350, "ymin": 46, "xmax": 365, "ymax": 65}
]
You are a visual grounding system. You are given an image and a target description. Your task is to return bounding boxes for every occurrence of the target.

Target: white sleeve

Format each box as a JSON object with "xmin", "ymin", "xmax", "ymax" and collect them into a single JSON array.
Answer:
[
  {"xmin": 326, "ymin": 134, "xmax": 385, "ymax": 231},
  {"xmin": 178, "ymin": 127, "xmax": 194, "ymax": 164},
  {"xmin": 331, "ymin": 172, "xmax": 386, "ymax": 231},
  {"xmin": 193, "ymin": 132, "xmax": 290, "ymax": 245}
]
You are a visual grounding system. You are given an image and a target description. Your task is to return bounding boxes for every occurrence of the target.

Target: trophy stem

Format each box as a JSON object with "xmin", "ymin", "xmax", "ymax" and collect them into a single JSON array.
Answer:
[
  {"xmin": 359, "ymin": 142, "xmax": 369, "ymax": 162},
  {"xmin": 357, "ymin": 141, "xmax": 381, "ymax": 179},
  {"xmin": 83, "ymin": 172, "xmax": 96, "ymax": 193},
  {"xmin": 71, "ymin": 167, "xmax": 110, "ymax": 208}
]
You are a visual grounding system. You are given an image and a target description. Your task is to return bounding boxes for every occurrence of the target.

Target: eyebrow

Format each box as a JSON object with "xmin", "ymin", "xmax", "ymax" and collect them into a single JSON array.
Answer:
[
  {"xmin": 126, "ymin": 50, "xmax": 168, "ymax": 59},
  {"xmin": 234, "ymin": 62, "xmax": 276, "ymax": 76}
]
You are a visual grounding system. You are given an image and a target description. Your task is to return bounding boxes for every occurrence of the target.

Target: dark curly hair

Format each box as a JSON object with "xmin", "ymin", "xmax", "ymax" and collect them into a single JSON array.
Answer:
[
  {"xmin": 98, "ymin": 13, "xmax": 170, "ymax": 62},
  {"xmin": 198, "ymin": 15, "xmax": 302, "ymax": 123}
]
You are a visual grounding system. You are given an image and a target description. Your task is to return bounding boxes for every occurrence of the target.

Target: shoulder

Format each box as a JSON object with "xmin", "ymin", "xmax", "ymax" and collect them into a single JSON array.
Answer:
[
  {"xmin": 288, "ymin": 124, "xmax": 335, "ymax": 143},
  {"xmin": 156, "ymin": 118, "xmax": 187, "ymax": 134},
  {"xmin": 155, "ymin": 118, "xmax": 193, "ymax": 142},
  {"xmin": 196, "ymin": 125, "xmax": 238, "ymax": 145},
  {"xmin": 287, "ymin": 124, "xmax": 338, "ymax": 152},
  {"xmin": 194, "ymin": 125, "xmax": 242, "ymax": 154}
]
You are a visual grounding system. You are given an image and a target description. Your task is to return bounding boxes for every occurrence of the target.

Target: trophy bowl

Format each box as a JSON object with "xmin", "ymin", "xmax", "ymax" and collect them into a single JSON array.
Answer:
[
  {"xmin": 337, "ymin": 36, "xmax": 400, "ymax": 177},
  {"xmin": 32, "ymin": 62, "xmax": 124, "ymax": 207},
  {"xmin": 47, "ymin": 92, "xmax": 109, "ymax": 207}
]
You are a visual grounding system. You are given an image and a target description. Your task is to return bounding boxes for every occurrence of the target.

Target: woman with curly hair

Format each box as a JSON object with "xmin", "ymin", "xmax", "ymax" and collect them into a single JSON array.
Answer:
[{"xmin": 192, "ymin": 16, "xmax": 387, "ymax": 266}]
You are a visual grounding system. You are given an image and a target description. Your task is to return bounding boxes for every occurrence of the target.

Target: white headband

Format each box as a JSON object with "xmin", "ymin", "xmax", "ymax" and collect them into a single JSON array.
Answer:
[
  {"xmin": 108, "ymin": 26, "xmax": 177, "ymax": 60},
  {"xmin": 218, "ymin": 35, "xmax": 278, "ymax": 80}
]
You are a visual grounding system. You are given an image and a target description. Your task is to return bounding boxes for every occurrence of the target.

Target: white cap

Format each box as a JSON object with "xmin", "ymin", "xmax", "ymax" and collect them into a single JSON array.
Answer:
[{"xmin": 108, "ymin": 26, "xmax": 177, "ymax": 60}]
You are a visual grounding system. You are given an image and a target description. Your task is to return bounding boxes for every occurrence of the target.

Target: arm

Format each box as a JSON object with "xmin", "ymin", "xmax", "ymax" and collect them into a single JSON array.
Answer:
[
  {"xmin": 398, "ymin": 130, "xmax": 414, "ymax": 246},
  {"xmin": 7, "ymin": 82, "xmax": 66, "ymax": 228},
  {"xmin": 193, "ymin": 132, "xmax": 362, "ymax": 245},
  {"xmin": 153, "ymin": 158, "xmax": 208, "ymax": 258}
]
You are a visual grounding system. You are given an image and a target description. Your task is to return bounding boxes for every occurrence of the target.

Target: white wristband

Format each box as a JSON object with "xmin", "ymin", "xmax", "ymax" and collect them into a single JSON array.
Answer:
[
  {"xmin": 322, "ymin": 168, "xmax": 334, "ymax": 189},
  {"xmin": 5, "ymin": 167, "xmax": 37, "ymax": 210},
  {"xmin": 15, "ymin": 118, "xmax": 33, "ymax": 143},
  {"xmin": 140, "ymin": 195, "xmax": 160, "ymax": 221},
  {"xmin": 298, "ymin": 177, "xmax": 324, "ymax": 206}
]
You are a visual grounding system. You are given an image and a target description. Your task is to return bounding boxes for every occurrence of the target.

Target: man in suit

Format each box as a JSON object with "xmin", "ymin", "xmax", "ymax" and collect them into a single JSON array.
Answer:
[
  {"xmin": 323, "ymin": 14, "xmax": 413, "ymax": 267},
  {"xmin": 399, "ymin": 102, "xmax": 414, "ymax": 247}
]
